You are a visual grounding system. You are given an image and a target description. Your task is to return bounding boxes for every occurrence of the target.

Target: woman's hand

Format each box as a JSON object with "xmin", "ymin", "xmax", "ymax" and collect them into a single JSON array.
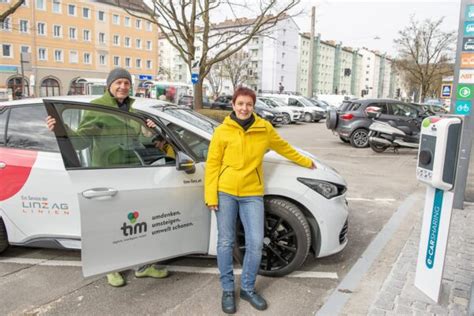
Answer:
[
  {"xmin": 46, "ymin": 116, "xmax": 56, "ymax": 131},
  {"xmin": 310, "ymin": 161, "xmax": 317, "ymax": 169},
  {"xmin": 146, "ymin": 119, "xmax": 157, "ymax": 128},
  {"xmin": 207, "ymin": 205, "xmax": 218, "ymax": 211}
]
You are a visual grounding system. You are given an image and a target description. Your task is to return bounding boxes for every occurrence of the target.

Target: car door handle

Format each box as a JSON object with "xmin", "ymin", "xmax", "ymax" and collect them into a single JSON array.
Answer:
[
  {"xmin": 0, "ymin": 162, "xmax": 6, "ymax": 169},
  {"xmin": 82, "ymin": 188, "xmax": 118, "ymax": 200}
]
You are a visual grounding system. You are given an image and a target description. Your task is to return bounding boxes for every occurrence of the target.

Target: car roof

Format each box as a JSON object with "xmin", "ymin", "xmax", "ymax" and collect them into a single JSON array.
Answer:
[{"xmin": 0, "ymin": 95, "xmax": 172, "ymax": 109}]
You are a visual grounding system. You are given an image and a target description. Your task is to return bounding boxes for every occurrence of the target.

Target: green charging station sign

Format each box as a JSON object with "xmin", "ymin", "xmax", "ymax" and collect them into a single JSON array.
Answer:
[{"xmin": 456, "ymin": 84, "xmax": 474, "ymax": 99}]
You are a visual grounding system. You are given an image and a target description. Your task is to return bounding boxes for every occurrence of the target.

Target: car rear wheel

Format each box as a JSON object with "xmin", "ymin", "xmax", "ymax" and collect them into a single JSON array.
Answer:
[
  {"xmin": 234, "ymin": 198, "xmax": 311, "ymax": 277},
  {"xmin": 303, "ymin": 113, "xmax": 313, "ymax": 123},
  {"xmin": 0, "ymin": 218, "xmax": 9, "ymax": 254},
  {"xmin": 350, "ymin": 128, "xmax": 369, "ymax": 148},
  {"xmin": 282, "ymin": 113, "xmax": 291, "ymax": 125}
]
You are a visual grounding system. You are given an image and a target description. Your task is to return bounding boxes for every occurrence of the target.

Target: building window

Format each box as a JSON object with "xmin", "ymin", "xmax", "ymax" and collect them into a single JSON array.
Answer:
[
  {"xmin": 21, "ymin": 0, "xmax": 29, "ymax": 7},
  {"xmin": 83, "ymin": 29, "xmax": 90, "ymax": 41},
  {"xmin": 69, "ymin": 51, "xmax": 78, "ymax": 63},
  {"xmin": 0, "ymin": 17, "xmax": 11, "ymax": 31},
  {"xmin": 82, "ymin": 7, "xmax": 90, "ymax": 18},
  {"xmin": 99, "ymin": 32, "xmax": 105, "ymax": 44},
  {"xmin": 69, "ymin": 27, "xmax": 76, "ymax": 39},
  {"xmin": 136, "ymin": 38, "xmax": 141, "ymax": 49},
  {"xmin": 2, "ymin": 44, "xmax": 12, "ymax": 57},
  {"xmin": 113, "ymin": 14, "xmax": 120, "ymax": 25},
  {"xmin": 135, "ymin": 19, "xmax": 142, "ymax": 29},
  {"xmin": 146, "ymin": 40, "xmax": 152, "ymax": 50},
  {"xmin": 21, "ymin": 46, "xmax": 30, "ymax": 53},
  {"xmin": 146, "ymin": 60, "xmax": 152, "ymax": 69},
  {"xmin": 35, "ymin": 0, "xmax": 45, "ymax": 10},
  {"xmin": 40, "ymin": 78, "xmax": 60, "ymax": 97},
  {"xmin": 124, "ymin": 16, "xmax": 131, "ymax": 27},
  {"xmin": 54, "ymin": 49, "xmax": 63, "ymax": 62},
  {"xmin": 125, "ymin": 37, "xmax": 131, "ymax": 47},
  {"xmin": 136, "ymin": 58, "xmax": 141, "ymax": 68},
  {"xmin": 37, "ymin": 22, "xmax": 45, "ymax": 35},
  {"xmin": 99, "ymin": 55, "xmax": 106, "ymax": 65},
  {"xmin": 52, "ymin": 0, "xmax": 61, "ymax": 13},
  {"xmin": 53, "ymin": 25, "xmax": 62, "ymax": 37},
  {"xmin": 68, "ymin": 4, "xmax": 76, "ymax": 16},
  {"xmin": 38, "ymin": 48, "xmax": 47, "ymax": 60},
  {"xmin": 19, "ymin": 20, "xmax": 28, "ymax": 33},
  {"xmin": 125, "ymin": 57, "xmax": 131, "ymax": 68},
  {"xmin": 113, "ymin": 35, "xmax": 119, "ymax": 45},
  {"xmin": 83, "ymin": 52, "xmax": 91, "ymax": 64},
  {"xmin": 113, "ymin": 56, "xmax": 120, "ymax": 66},
  {"xmin": 146, "ymin": 21, "xmax": 152, "ymax": 31},
  {"xmin": 97, "ymin": 10, "xmax": 105, "ymax": 21}
]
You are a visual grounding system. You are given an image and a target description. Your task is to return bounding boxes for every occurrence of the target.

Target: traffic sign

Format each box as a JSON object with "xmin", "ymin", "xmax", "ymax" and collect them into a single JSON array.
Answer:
[
  {"xmin": 466, "ymin": 4, "xmax": 474, "ymax": 20},
  {"xmin": 454, "ymin": 100, "xmax": 472, "ymax": 115},
  {"xmin": 441, "ymin": 84, "xmax": 452, "ymax": 98},
  {"xmin": 138, "ymin": 75, "xmax": 152, "ymax": 80},
  {"xmin": 191, "ymin": 73, "xmax": 199, "ymax": 84},
  {"xmin": 459, "ymin": 69, "xmax": 474, "ymax": 83},
  {"xmin": 456, "ymin": 84, "xmax": 474, "ymax": 99}
]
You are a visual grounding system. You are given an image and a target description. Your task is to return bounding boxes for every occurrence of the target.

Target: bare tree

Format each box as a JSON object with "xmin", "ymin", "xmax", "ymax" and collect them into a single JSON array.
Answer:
[
  {"xmin": 119, "ymin": 0, "xmax": 300, "ymax": 109},
  {"xmin": 222, "ymin": 50, "xmax": 252, "ymax": 91},
  {"xmin": 206, "ymin": 63, "xmax": 224, "ymax": 99},
  {"xmin": 393, "ymin": 16, "xmax": 456, "ymax": 102},
  {"xmin": 0, "ymin": 0, "xmax": 24, "ymax": 23}
]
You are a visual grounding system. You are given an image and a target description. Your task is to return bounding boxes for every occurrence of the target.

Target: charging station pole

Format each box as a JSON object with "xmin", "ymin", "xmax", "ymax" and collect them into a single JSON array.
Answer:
[{"xmin": 452, "ymin": 0, "xmax": 474, "ymax": 209}]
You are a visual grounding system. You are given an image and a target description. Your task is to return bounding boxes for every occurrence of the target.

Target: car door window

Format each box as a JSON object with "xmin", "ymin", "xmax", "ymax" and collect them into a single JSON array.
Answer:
[
  {"xmin": 0, "ymin": 107, "xmax": 7, "ymax": 146},
  {"xmin": 392, "ymin": 103, "xmax": 417, "ymax": 118},
  {"xmin": 367, "ymin": 102, "xmax": 388, "ymax": 114},
  {"xmin": 52, "ymin": 105, "xmax": 175, "ymax": 169},
  {"xmin": 288, "ymin": 98, "xmax": 298, "ymax": 106},
  {"xmin": 7, "ymin": 105, "xmax": 60, "ymax": 152},
  {"xmin": 166, "ymin": 122, "xmax": 209, "ymax": 161}
]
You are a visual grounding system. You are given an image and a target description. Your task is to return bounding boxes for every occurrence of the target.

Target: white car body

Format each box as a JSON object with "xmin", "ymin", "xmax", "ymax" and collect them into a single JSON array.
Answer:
[
  {"xmin": 0, "ymin": 96, "xmax": 349, "ymax": 277},
  {"xmin": 257, "ymin": 97, "xmax": 303, "ymax": 123}
]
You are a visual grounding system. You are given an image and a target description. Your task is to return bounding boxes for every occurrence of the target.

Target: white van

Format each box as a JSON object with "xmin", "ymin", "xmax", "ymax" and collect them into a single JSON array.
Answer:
[
  {"xmin": 316, "ymin": 94, "xmax": 356, "ymax": 108},
  {"xmin": 261, "ymin": 94, "xmax": 326, "ymax": 122}
]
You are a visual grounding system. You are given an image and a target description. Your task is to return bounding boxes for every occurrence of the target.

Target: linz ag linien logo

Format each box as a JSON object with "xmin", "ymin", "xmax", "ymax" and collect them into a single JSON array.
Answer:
[{"xmin": 121, "ymin": 211, "xmax": 147, "ymax": 236}]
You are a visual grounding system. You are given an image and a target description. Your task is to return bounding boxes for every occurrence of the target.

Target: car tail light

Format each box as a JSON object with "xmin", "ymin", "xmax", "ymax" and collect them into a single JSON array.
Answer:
[{"xmin": 340, "ymin": 113, "xmax": 354, "ymax": 120}]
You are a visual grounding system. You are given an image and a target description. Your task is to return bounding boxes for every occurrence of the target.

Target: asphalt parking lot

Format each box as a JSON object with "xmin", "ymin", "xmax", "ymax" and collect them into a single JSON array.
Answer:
[{"xmin": 0, "ymin": 121, "xmax": 426, "ymax": 316}]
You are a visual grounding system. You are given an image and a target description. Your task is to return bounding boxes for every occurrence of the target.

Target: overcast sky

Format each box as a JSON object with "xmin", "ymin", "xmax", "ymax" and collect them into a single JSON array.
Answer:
[{"xmin": 293, "ymin": 0, "xmax": 460, "ymax": 56}]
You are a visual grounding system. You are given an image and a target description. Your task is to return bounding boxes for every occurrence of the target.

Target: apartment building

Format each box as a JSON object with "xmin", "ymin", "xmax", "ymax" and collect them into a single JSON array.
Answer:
[
  {"xmin": 0, "ymin": 0, "xmax": 158, "ymax": 98},
  {"xmin": 358, "ymin": 48, "xmax": 399, "ymax": 98},
  {"xmin": 158, "ymin": 34, "xmax": 188, "ymax": 83}
]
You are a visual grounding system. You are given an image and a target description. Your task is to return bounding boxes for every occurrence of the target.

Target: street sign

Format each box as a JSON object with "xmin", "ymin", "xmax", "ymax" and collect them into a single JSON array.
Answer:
[
  {"xmin": 464, "ymin": 21, "xmax": 474, "ymax": 36},
  {"xmin": 463, "ymin": 37, "xmax": 474, "ymax": 51},
  {"xmin": 456, "ymin": 84, "xmax": 474, "ymax": 99},
  {"xmin": 459, "ymin": 69, "xmax": 474, "ymax": 83},
  {"xmin": 191, "ymin": 73, "xmax": 199, "ymax": 84},
  {"xmin": 138, "ymin": 75, "xmax": 152, "ymax": 80},
  {"xmin": 454, "ymin": 100, "xmax": 472, "ymax": 115},
  {"xmin": 461, "ymin": 52, "xmax": 474, "ymax": 68},
  {"xmin": 466, "ymin": 4, "xmax": 474, "ymax": 20},
  {"xmin": 441, "ymin": 84, "xmax": 452, "ymax": 98}
]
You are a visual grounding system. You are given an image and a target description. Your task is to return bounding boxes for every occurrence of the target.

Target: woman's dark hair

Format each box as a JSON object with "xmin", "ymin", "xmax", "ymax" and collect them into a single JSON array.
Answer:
[{"xmin": 232, "ymin": 86, "xmax": 256, "ymax": 105}]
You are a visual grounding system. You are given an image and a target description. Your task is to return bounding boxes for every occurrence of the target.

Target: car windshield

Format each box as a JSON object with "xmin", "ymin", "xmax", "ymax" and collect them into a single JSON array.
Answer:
[
  {"xmin": 159, "ymin": 107, "xmax": 219, "ymax": 134},
  {"xmin": 299, "ymin": 98, "xmax": 315, "ymax": 107},
  {"xmin": 255, "ymin": 99, "xmax": 270, "ymax": 109}
]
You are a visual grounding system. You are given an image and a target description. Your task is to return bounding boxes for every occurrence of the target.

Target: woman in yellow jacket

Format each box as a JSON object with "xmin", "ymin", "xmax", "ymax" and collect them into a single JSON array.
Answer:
[{"xmin": 205, "ymin": 87, "xmax": 315, "ymax": 314}]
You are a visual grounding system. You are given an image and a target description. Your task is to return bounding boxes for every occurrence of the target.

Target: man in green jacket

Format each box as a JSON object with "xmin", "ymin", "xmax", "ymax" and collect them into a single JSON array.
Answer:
[{"xmin": 47, "ymin": 68, "xmax": 169, "ymax": 287}]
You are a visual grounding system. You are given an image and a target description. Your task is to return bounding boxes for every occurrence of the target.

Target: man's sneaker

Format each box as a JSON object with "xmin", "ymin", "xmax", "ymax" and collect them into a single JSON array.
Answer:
[
  {"xmin": 240, "ymin": 289, "xmax": 267, "ymax": 311},
  {"xmin": 221, "ymin": 291, "xmax": 236, "ymax": 314},
  {"xmin": 134, "ymin": 266, "xmax": 169, "ymax": 278},
  {"xmin": 107, "ymin": 272, "xmax": 125, "ymax": 287}
]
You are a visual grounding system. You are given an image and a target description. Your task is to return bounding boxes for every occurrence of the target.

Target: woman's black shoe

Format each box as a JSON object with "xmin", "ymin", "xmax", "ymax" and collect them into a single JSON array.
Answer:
[
  {"xmin": 239, "ymin": 289, "xmax": 268, "ymax": 311},
  {"xmin": 221, "ymin": 291, "xmax": 236, "ymax": 314}
]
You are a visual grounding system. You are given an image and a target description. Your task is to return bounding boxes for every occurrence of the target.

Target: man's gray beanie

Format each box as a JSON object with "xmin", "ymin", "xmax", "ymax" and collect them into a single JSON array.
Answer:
[{"xmin": 106, "ymin": 67, "xmax": 132, "ymax": 88}]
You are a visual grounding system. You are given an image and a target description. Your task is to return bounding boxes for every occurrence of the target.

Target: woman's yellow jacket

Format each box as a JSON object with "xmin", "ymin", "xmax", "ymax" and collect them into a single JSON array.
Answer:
[{"xmin": 204, "ymin": 114, "xmax": 313, "ymax": 206}]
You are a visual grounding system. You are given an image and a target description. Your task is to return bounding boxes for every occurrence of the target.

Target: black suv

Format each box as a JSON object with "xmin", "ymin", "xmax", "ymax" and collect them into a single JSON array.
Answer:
[
  {"xmin": 210, "ymin": 95, "xmax": 233, "ymax": 110},
  {"xmin": 326, "ymin": 99, "xmax": 424, "ymax": 148}
]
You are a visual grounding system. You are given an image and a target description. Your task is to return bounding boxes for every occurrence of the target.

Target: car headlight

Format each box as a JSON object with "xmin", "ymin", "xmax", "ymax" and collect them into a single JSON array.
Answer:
[
  {"xmin": 262, "ymin": 110, "xmax": 273, "ymax": 117},
  {"xmin": 297, "ymin": 178, "xmax": 346, "ymax": 199}
]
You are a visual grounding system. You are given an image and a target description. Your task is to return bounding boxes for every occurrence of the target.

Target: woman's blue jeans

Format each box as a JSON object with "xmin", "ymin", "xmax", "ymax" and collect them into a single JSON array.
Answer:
[{"xmin": 216, "ymin": 192, "xmax": 264, "ymax": 292}]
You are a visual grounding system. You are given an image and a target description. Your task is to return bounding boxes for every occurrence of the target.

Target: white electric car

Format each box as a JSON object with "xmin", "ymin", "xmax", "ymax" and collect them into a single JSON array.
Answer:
[{"xmin": 0, "ymin": 96, "xmax": 349, "ymax": 277}]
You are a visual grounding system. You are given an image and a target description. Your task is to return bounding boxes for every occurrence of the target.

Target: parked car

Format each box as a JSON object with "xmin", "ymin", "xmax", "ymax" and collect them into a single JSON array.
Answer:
[
  {"xmin": 254, "ymin": 99, "xmax": 285, "ymax": 126},
  {"xmin": 262, "ymin": 94, "xmax": 325, "ymax": 122},
  {"xmin": 210, "ymin": 95, "xmax": 233, "ymax": 110},
  {"xmin": 326, "ymin": 98, "xmax": 425, "ymax": 148},
  {"xmin": 257, "ymin": 97, "xmax": 302, "ymax": 124},
  {"xmin": 0, "ymin": 96, "xmax": 349, "ymax": 278},
  {"xmin": 178, "ymin": 95, "xmax": 211, "ymax": 109}
]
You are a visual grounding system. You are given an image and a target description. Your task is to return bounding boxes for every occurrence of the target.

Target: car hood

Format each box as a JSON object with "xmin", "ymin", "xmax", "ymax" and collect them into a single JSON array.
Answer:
[{"xmin": 263, "ymin": 148, "xmax": 347, "ymax": 186}]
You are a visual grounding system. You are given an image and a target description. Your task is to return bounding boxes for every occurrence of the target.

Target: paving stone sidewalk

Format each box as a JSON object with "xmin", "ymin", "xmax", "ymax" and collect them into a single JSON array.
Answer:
[{"xmin": 368, "ymin": 204, "xmax": 474, "ymax": 315}]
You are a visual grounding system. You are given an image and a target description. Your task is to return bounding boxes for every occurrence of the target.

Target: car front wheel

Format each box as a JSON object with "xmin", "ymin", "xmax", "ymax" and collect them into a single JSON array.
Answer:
[
  {"xmin": 350, "ymin": 128, "xmax": 369, "ymax": 148},
  {"xmin": 282, "ymin": 113, "xmax": 291, "ymax": 125},
  {"xmin": 303, "ymin": 113, "xmax": 313, "ymax": 122},
  {"xmin": 234, "ymin": 198, "xmax": 311, "ymax": 277},
  {"xmin": 0, "ymin": 218, "xmax": 9, "ymax": 254}
]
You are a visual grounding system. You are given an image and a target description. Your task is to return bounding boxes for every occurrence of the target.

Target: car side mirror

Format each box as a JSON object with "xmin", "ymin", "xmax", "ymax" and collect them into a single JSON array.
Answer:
[{"xmin": 176, "ymin": 151, "xmax": 196, "ymax": 174}]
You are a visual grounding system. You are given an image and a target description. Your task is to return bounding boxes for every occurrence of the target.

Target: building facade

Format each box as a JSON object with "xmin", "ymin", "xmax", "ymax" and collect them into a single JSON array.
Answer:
[{"xmin": 0, "ymin": 0, "xmax": 158, "ymax": 98}]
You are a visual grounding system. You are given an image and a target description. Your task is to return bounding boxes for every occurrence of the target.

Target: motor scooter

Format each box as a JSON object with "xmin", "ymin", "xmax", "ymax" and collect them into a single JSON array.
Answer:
[{"xmin": 367, "ymin": 111, "xmax": 421, "ymax": 153}]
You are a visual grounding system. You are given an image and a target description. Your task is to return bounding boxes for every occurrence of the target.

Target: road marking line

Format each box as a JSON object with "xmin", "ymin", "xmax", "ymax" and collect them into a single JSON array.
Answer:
[
  {"xmin": 0, "ymin": 257, "xmax": 338, "ymax": 279},
  {"xmin": 346, "ymin": 198, "xmax": 396, "ymax": 202}
]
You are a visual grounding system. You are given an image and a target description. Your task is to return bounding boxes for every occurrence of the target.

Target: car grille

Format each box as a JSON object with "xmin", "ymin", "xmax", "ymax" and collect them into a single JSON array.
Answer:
[{"xmin": 339, "ymin": 219, "xmax": 348, "ymax": 244}]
